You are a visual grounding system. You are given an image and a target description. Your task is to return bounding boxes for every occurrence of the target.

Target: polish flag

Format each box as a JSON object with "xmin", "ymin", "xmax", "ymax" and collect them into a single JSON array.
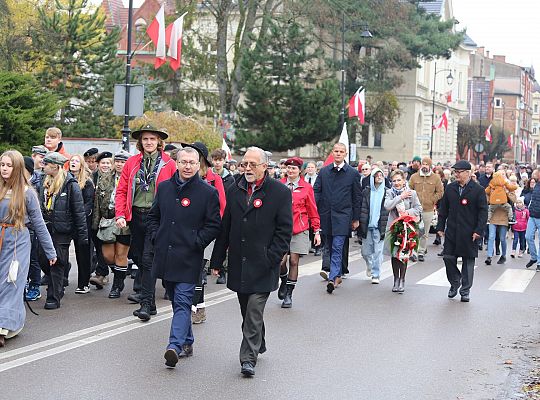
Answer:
[
  {"xmin": 348, "ymin": 87, "xmax": 365, "ymax": 124},
  {"xmin": 484, "ymin": 124, "xmax": 492, "ymax": 142},
  {"xmin": 446, "ymin": 90, "xmax": 453, "ymax": 103},
  {"xmin": 433, "ymin": 107, "xmax": 449, "ymax": 132},
  {"xmin": 166, "ymin": 14, "xmax": 185, "ymax": 71},
  {"xmin": 521, "ymin": 138, "xmax": 528, "ymax": 153},
  {"xmin": 324, "ymin": 123, "xmax": 349, "ymax": 166},
  {"xmin": 221, "ymin": 138, "xmax": 232, "ymax": 160},
  {"xmin": 146, "ymin": 5, "xmax": 167, "ymax": 69},
  {"xmin": 507, "ymin": 134, "xmax": 513, "ymax": 148}
]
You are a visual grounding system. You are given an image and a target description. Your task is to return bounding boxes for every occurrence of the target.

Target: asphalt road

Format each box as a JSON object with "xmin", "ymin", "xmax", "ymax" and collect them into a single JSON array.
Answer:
[{"xmin": 1, "ymin": 239, "xmax": 539, "ymax": 400}]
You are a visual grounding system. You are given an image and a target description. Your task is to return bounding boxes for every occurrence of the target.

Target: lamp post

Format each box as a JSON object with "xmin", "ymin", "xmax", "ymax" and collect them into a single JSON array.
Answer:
[
  {"xmin": 477, "ymin": 89, "xmax": 483, "ymax": 164},
  {"xmin": 429, "ymin": 61, "xmax": 453, "ymax": 159},
  {"xmin": 339, "ymin": 13, "xmax": 372, "ymax": 127},
  {"xmin": 120, "ymin": 0, "xmax": 134, "ymax": 152}
]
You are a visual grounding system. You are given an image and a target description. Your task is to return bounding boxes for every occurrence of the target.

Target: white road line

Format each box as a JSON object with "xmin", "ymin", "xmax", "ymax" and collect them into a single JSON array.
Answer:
[
  {"xmin": 489, "ymin": 269, "xmax": 537, "ymax": 293},
  {"xmin": 416, "ymin": 265, "xmax": 478, "ymax": 287},
  {"xmin": 349, "ymin": 260, "xmax": 417, "ymax": 281},
  {"xmin": 0, "ymin": 288, "xmax": 232, "ymax": 362},
  {"xmin": 298, "ymin": 252, "xmax": 362, "ymax": 278},
  {"xmin": 0, "ymin": 292, "xmax": 237, "ymax": 373}
]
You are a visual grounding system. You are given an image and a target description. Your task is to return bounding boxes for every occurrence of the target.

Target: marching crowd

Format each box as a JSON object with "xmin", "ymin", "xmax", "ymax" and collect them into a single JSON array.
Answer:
[{"xmin": 1, "ymin": 125, "xmax": 540, "ymax": 376}]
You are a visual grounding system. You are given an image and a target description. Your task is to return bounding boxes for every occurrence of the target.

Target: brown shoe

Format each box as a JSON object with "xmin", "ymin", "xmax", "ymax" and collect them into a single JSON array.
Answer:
[
  {"xmin": 0, "ymin": 334, "xmax": 5, "ymax": 347},
  {"xmin": 89, "ymin": 274, "xmax": 105, "ymax": 289},
  {"xmin": 192, "ymin": 308, "xmax": 206, "ymax": 324},
  {"xmin": 334, "ymin": 276, "xmax": 343, "ymax": 287}
]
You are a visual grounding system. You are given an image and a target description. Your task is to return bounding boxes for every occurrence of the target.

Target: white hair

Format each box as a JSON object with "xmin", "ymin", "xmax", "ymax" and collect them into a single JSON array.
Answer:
[{"xmin": 245, "ymin": 147, "xmax": 268, "ymax": 164}]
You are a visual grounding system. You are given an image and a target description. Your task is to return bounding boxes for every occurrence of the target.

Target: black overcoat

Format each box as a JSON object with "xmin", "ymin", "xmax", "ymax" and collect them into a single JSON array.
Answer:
[
  {"xmin": 148, "ymin": 173, "xmax": 221, "ymax": 284},
  {"xmin": 436, "ymin": 179, "xmax": 488, "ymax": 258},
  {"xmin": 211, "ymin": 174, "xmax": 293, "ymax": 294},
  {"xmin": 313, "ymin": 163, "xmax": 362, "ymax": 236}
]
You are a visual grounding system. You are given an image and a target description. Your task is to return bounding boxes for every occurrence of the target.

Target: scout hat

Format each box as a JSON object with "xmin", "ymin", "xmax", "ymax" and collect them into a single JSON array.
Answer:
[
  {"xmin": 114, "ymin": 150, "xmax": 131, "ymax": 161},
  {"xmin": 83, "ymin": 148, "xmax": 99, "ymax": 158},
  {"xmin": 284, "ymin": 157, "xmax": 303, "ymax": 168},
  {"xmin": 43, "ymin": 152, "xmax": 68, "ymax": 166},
  {"xmin": 131, "ymin": 124, "xmax": 169, "ymax": 140},
  {"xmin": 96, "ymin": 151, "xmax": 113, "ymax": 163}
]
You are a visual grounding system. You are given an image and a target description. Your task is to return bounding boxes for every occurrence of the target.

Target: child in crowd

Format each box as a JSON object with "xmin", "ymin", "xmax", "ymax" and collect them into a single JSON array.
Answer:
[
  {"xmin": 485, "ymin": 170, "xmax": 518, "ymax": 223},
  {"xmin": 511, "ymin": 198, "xmax": 529, "ymax": 258}
]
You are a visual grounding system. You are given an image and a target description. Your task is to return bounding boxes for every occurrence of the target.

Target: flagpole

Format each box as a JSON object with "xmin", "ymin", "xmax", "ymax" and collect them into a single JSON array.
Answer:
[
  {"xmin": 121, "ymin": 0, "xmax": 134, "ymax": 152},
  {"xmin": 429, "ymin": 61, "xmax": 453, "ymax": 160},
  {"xmin": 339, "ymin": 11, "xmax": 345, "ymax": 128}
]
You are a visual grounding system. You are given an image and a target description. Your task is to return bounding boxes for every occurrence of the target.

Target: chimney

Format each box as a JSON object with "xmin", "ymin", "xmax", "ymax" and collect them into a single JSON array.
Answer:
[
  {"xmin": 486, "ymin": 50, "xmax": 490, "ymax": 59},
  {"xmin": 477, "ymin": 47, "xmax": 485, "ymax": 56},
  {"xmin": 493, "ymin": 55, "xmax": 506, "ymax": 63}
]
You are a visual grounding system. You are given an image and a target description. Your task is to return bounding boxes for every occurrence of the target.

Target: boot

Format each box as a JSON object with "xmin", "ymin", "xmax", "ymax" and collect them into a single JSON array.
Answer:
[
  {"xmin": 391, "ymin": 261, "xmax": 399, "ymax": 292},
  {"xmin": 108, "ymin": 269, "xmax": 126, "ymax": 299},
  {"xmin": 277, "ymin": 273, "xmax": 288, "ymax": 300},
  {"xmin": 137, "ymin": 302, "xmax": 152, "ymax": 321},
  {"xmin": 281, "ymin": 284, "xmax": 294, "ymax": 308},
  {"xmin": 398, "ymin": 263, "xmax": 407, "ymax": 293}
]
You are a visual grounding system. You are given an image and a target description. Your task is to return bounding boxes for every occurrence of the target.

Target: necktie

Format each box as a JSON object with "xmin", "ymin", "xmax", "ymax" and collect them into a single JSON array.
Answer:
[
  {"xmin": 145, "ymin": 157, "xmax": 152, "ymax": 180},
  {"xmin": 288, "ymin": 183, "xmax": 294, "ymax": 191},
  {"xmin": 308, "ymin": 176, "xmax": 312, "ymax": 184}
]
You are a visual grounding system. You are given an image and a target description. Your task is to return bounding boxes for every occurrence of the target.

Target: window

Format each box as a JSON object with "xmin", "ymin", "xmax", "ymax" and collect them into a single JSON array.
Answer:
[
  {"xmin": 535, "ymin": 103, "xmax": 538, "ymax": 113},
  {"xmin": 360, "ymin": 129, "xmax": 369, "ymax": 147},
  {"xmin": 494, "ymin": 98, "xmax": 502, "ymax": 108},
  {"xmin": 374, "ymin": 130, "xmax": 382, "ymax": 147}
]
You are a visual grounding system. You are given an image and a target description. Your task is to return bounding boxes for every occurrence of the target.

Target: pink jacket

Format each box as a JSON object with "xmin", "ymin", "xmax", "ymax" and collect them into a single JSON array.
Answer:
[{"xmin": 513, "ymin": 207, "xmax": 529, "ymax": 232}]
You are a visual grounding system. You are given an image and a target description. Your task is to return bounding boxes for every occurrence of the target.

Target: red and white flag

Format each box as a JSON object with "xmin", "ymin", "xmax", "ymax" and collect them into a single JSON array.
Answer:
[
  {"xmin": 221, "ymin": 138, "xmax": 232, "ymax": 160},
  {"xmin": 433, "ymin": 107, "xmax": 449, "ymax": 132},
  {"xmin": 445, "ymin": 90, "xmax": 453, "ymax": 104},
  {"xmin": 484, "ymin": 124, "xmax": 492, "ymax": 142},
  {"xmin": 166, "ymin": 13, "xmax": 185, "ymax": 71},
  {"xmin": 146, "ymin": 5, "xmax": 166, "ymax": 69},
  {"xmin": 324, "ymin": 123, "xmax": 349, "ymax": 166},
  {"xmin": 348, "ymin": 87, "xmax": 365, "ymax": 124},
  {"xmin": 507, "ymin": 134, "xmax": 513, "ymax": 148},
  {"xmin": 521, "ymin": 138, "xmax": 528, "ymax": 153}
]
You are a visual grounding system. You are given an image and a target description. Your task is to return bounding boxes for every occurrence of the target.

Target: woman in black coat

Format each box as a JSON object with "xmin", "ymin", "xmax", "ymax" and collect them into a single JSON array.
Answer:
[{"xmin": 38, "ymin": 152, "xmax": 88, "ymax": 309}]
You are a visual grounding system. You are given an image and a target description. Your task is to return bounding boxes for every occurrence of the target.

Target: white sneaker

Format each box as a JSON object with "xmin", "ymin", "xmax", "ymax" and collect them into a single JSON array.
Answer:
[
  {"xmin": 75, "ymin": 286, "xmax": 90, "ymax": 294},
  {"xmin": 319, "ymin": 271, "xmax": 329, "ymax": 281},
  {"xmin": 371, "ymin": 277, "xmax": 380, "ymax": 284}
]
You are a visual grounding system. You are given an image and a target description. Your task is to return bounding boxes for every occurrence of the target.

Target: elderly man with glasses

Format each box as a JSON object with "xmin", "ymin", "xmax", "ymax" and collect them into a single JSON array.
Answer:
[
  {"xmin": 436, "ymin": 160, "xmax": 488, "ymax": 303},
  {"xmin": 211, "ymin": 146, "xmax": 292, "ymax": 377}
]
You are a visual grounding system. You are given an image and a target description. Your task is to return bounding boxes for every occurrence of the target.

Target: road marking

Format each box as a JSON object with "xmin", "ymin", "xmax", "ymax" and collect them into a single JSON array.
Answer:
[
  {"xmin": 489, "ymin": 269, "xmax": 536, "ymax": 293},
  {"xmin": 298, "ymin": 252, "xmax": 362, "ymax": 278},
  {"xmin": 0, "ymin": 292, "xmax": 237, "ymax": 373},
  {"xmin": 349, "ymin": 260, "xmax": 417, "ymax": 281},
  {"xmin": 416, "ymin": 265, "xmax": 478, "ymax": 287}
]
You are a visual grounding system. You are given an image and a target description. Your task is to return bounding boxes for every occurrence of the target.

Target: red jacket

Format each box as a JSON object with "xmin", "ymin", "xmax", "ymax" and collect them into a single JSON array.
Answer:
[
  {"xmin": 280, "ymin": 177, "xmax": 320, "ymax": 235},
  {"xmin": 205, "ymin": 168, "xmax": 226, "ymax": 217},
  {"xmin": 115, "ymin": 151, "xmax": 176, "ymax": 222}
]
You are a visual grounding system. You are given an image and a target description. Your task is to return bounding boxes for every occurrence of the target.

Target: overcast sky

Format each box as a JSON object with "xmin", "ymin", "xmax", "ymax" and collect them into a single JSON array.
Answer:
[{"xmin": 452, "ymin": 0, "xmax": 539, "ymax": 72}]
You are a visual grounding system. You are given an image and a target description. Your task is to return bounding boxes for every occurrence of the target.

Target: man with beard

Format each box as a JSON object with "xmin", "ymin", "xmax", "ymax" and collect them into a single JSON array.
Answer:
[
  {"xmin": 406, "ymin": 156, "xmax": 421, "ymax": 180},
  {"xmin": 408, "ymin": 157, "xmax": 444, "ymax": 262}
]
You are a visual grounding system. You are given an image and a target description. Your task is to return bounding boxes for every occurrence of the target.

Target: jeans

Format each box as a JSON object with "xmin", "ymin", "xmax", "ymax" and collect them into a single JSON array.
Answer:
[
  {"xmin": 361, "ymin": 228, "xmax": 383, "ymax": 278},
  {"xmin": 487, "ymin": 224, "xmax": 507, "ymax": 257},
  {"xmin": 324, "ymin": 235, "xmax": 346, "ymax": 282},
  {"xmin": 165, "ymin": 282, "xmax": 196, "ymax": 353},
  {"xmin": 525, "ymin": 217, "xmax": 540, "ymax": 262},
  {"xmin": 512, "ymin": 230, "xmax": 526, "ymax": 251}
]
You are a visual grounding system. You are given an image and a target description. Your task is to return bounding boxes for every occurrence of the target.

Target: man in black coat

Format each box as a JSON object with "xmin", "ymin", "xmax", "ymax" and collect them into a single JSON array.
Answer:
[
  {"xmin": 147, "ymin": 147, "xmax": 221, "ymax": 368},
  {"xmin": 313, "ymin": 143, "xmax": 361, "ymax": 293},
  {"xmin": 211, "ymin": 146, "xmax": 292, "ymax": 377},
  {"xmin": 437, "ymin": 160, "xmax": 488, "ymax": 303}
]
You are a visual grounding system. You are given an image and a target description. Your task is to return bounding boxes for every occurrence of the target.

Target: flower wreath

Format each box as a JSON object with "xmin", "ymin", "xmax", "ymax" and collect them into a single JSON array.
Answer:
[{"xmin": 388, "ymin": 214, "xmax": 420, "ymax": 263}]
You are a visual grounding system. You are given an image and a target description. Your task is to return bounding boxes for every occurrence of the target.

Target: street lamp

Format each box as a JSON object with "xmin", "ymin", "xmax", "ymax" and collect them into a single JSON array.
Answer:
[
  {"xmin": 477, "ymin": 89, "xmax": 483, "ymax": 163},
  {"xmin": 339, "ymin": 14, "xmax": 372, "ymax": 127},
  {"xmin": 429, "ymin": 61, "xmax": 453, "ymax": 159},
  {"xmin": 120, "ymin": 0, "xmax": 134, "ymax": 152}
]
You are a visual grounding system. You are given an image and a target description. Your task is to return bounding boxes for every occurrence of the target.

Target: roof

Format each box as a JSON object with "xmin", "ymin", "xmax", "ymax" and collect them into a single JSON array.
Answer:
[
  {"xmin": 418, "ymin": 0, "xmax": 444, "ymax": 15},
  {"xmin": 462, "ymin": 33, "xmax": 477, "ymax": 47}
]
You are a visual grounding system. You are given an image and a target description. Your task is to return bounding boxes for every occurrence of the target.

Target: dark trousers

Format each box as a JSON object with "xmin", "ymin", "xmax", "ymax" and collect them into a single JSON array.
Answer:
[
  {"xmin": 40, "ymin": 233, "xmax": 70, "ymax": 306},
  {"xmin": 443, "ymin": 255, "xmax": 475, "ymax": 296},
  {"xmin": 74, "ymin": 239, "xmax": 91, "ymax": 289},
  {"xmin": 165, "ymin": 282, "xmax": 196, "ymax": 353},
  {"xmin": 512, "ymin": 230, "xmax": 527, "ymax": 251},
  {"xmin": 130, "ymin": 209, "xmax": 155, "ymax": 304},
  {"xmin": 237, "ymin": 292, "xmax": 270, "ymax": 366},
  {"xmin": 92, "ymin": 229, "xmax": 108, "ymax": 277},
  {"xmin": 192, "ymin": 259, "xmax": 207, "ymax": 306},
  {"xmin": 27, "ymin": 229, "xmax": 41, "ymax": 285}
]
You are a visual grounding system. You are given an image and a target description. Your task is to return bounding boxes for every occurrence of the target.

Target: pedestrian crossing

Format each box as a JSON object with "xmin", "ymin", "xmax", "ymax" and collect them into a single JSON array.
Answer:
[{"xmin": 299, "ymin": 253, "xmax": 540, "ymax": 294}]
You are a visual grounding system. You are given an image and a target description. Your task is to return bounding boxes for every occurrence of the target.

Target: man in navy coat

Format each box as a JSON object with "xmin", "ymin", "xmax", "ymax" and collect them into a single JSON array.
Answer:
[
  {"xmin": 314, "ymin": 143, "xmax": 362, "ymax": 293},
  {"xmin": 147, "ymin": 147, "xmax": 221, "ymax": 368}
]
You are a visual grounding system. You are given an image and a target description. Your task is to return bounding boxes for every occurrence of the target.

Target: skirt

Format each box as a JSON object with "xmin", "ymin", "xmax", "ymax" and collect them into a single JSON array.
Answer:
[{"xmin": 289, "ymin": 230, "xmax": 310, "ymax": 255}]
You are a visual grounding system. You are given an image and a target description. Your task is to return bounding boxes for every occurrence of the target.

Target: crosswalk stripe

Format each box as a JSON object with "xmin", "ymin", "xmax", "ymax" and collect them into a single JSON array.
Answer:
[
  {"xmin": 416, "ymin": 265, "xmax": 478, "ymax": 287},
  {"xmin": 488, "ymin": 269, "xmax": 537, "ymax": 293},
  {"xmin": 298, "ymin": 252, "xmax": 363, "ymax": 278}
]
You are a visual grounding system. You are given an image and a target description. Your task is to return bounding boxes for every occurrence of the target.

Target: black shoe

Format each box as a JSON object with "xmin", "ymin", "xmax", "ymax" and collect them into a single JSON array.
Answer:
[
  {"xmin": 127, "ymin": 292, "xmax": 141, "ymax": 303},
  {"xmin": 108, "ymin": 287, "xmax": 121, "ymax": 299},
  {"xmin": 485, "ymin": 257, "xmax": 492, "ymax": 265},
  {"xmin": 326, "ymin": 281, "xmax": 335, "ymax": 294},
  {"xmin": 135, "ymin": 303, "xmax": 154, "ymax": 321},
  {"xmin": 277, "ymin": 277, "xmax": 287, "ymax": 300},
  {"xmin": 164, "ymin": 349, "xmax": 179, "ymax": 368},
  {"xmin": 410, "ymin": 255, "xmax": 417, "ymax": 262},
  {"xmin": 314, "ymin": 249, "xmax": 321, "ymax": 256},
  {"xmin": 418, "ymin": 254, "xmax": 425, "ymax": 262},
  {"xmin": 241, "ymin": 362, "xmax": 255, "ymax": 377},
  {"xmin": 526, "ymin": 259, "xmax": 537, "ymax": 268},
  {"xmin": 460, "ymin": 294, "xmax": 470, "ymax": 302},
  {"xmin": 40, "ymin": 275, "xmax": 50, "ymax": 286},
  {"xmin": 478, "ymin": 244, "xmax": 483, "ymax": 251},
  {"xmin": 448, "ymin": 287, "xmax": 458, "ymax": 298},
  {"xmin": 178, "ymin": 344, "xmax": 193, "ymax": 358},
  {"xmin": 44, "ymin": 301, "xmax": 59, "ymax": 310},
  {"xmin": 281, "ymin": 285, "xmax": 293, "ymax": 308},
  {"xmin": 259, "ymin": 345, "xmax": 267, "ymax": 354},
  {"xmin": 63, "ymin": 278, "xmax": 69, "ymax": 287},
  {"xmin": 437, "ymin": 251, "xmax": 444, "ymax": 257},
  {"xmin": 133, "ymin": 303, "xmax": 157, "ymax": 317},
  {"xmin": 433, "ymin": 238, "xmax": 441, "ymax": 246},
  {"xmin": 497, "ymin": 256, "xmax": 506, "ymax": 264},
  {"xmin": 496, "ymin": 251, "xmax": 500, "ymax": 256},
  {"xmin": 216, "ymin": 271, "xmax": 226, "ymax": 284}
]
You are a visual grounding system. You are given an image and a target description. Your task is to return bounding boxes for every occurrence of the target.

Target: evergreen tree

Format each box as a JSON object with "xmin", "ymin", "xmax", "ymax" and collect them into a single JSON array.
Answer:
[
  {"xmin": 0, "ymin": 72, "xmax": 59, "ymax": 153},
  {"xmin": 236, "ymin": 19, "xmax": 341, "ymax": 151},
  {"xmin": 36, "ymin": 0, "xmax": 123, "ymax": 138}
]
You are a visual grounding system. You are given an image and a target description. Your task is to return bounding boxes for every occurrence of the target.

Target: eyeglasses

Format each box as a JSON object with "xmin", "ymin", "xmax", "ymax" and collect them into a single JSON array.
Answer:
[
  {"xmin": 178, "ymin": 160, "xmax": 199, "ymax": 167},
  {"xmin": 361, "ymin": 168, "xmax": 370, "ymax": 171},
  {"xmin": 240, "ymin": 161, "xmax": 265, "ymax": 169},
  {"xmin": 453, "ymin": 169, "xmax": 467, "ymax": 174}
]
